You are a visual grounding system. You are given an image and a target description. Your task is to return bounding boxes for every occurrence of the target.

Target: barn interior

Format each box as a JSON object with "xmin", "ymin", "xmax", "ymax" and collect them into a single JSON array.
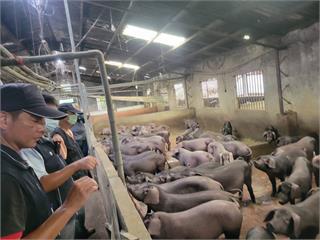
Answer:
[{"xmin": 1, "ymin": 0, "xmax": 319, "ymax": 239}]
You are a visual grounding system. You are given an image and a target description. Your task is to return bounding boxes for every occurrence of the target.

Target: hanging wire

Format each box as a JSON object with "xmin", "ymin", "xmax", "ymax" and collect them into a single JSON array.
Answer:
[{"xmin": 23, "ymin": 1, "xmax": 39, "ymax": 73}]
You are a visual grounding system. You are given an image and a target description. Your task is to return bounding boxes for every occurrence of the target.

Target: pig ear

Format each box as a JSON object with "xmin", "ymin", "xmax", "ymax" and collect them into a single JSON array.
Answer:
[
  {"xmin": 148, "ymin": 217, "xmax": 161, "ymax": 236},
  {"xmin": 173, "ymin": 148, "xmax": 179, "ymax": 155},
  {"xmin": 159, "ymin": 175, "xmax": 166, "ymax": 183},
  {"xmin": 219, "ymin": 153, "xmax": 224, "ymax": 165},
  {"xmin": 145, "ymin": 176, "xmax": 152, "ymax": 183},
  {"xmin": 229, "ymin": 153, "xmax": 234, "ymax": 162},
  {"xmin": 264, "ymin": 210, "xmax": 276, "ymax": 222},
  {"xmin": 290, "ymin": 183, "xmax": 300, "ymax": 200},
  {"xmin": 143, "ymin": 187, "xmax": 160, "ymax": 205},
  {"xmin": 289, "ymin": 212, "xmax": 301, "ymax": 238},
  {"xmin": 265, "ymin": 158, "xmax": 276, "ymax": 168}
]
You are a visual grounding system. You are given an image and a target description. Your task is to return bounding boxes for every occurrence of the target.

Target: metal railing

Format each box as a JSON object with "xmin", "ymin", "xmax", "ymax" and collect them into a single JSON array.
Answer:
[{"xmin": 0, "ymin": 49, "xmax": 129, "ymax": 239}]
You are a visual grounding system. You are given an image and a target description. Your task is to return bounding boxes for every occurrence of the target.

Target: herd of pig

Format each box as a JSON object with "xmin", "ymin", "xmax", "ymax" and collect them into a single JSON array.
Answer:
[{"xmin": 99, "ymin": 120, "xmax": 320, "ymax": 239}]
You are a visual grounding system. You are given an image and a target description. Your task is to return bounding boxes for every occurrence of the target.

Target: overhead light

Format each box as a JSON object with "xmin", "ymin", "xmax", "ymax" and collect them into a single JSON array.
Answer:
[
  {"xmin": 3, "ymin": 42, "xmax": 15, "ymax": 46},
  {"xmin": 107, "ymin": 76, "xmax": 111, "ymax": 80},
  {"xmin": 123, "ymin": 24, "xmax": 185, "ymax": 47},
  {"xmin": 96, "ymin": 70, "xmax": 100, "ymax": 74},
  {"xmin": 243, "ymin": 34, "xmax": 251, "ymax": 40},
  {"xmin": 144, "ymin": 74, "xmax": 150, "ymax": 79},
  {"xmin": 154, "ymin": 33, "xmax": 185, "ymax": 47},
  {"xmin": 56, "ymin": 59, "xmax": 63, "ymax": 64},
  {"xmin": 79, "ymin": 66, "xmax": 86, "ymax": 71},
  {"xmin": 105, "ymin": 60, "xmax": 140, "ymax": 70},
  {"xmin": 105, "ymin": 60, "xmax": 123, "ymax": 67},
  {"xmin": 135, "ymin": 85, "xmax": 138, "ymax": 89},
  {"xmin": 123, "ymin": 24, "xmax": 157, "ymax": 41},
  {"xmin": 123, "ymin": 63, "xmax": 140, "ymax": 70}
]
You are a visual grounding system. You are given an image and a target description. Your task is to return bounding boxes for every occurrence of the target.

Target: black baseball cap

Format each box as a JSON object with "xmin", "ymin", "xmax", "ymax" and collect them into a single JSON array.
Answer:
[
  {"xmin": 58, "ymin": 103, "xmax": 81, "ymax": 114},
  {"xmin": 0, "ymin": 83, "xmax": 67, "ymax": 120}
]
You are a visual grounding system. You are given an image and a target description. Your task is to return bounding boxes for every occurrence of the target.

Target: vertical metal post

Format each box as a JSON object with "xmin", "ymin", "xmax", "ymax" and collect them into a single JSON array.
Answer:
[
  {"xmin": 63, "ymin": 0, "xmax": 87, "ymax": 114},
  {"xmin": 184, "ymin": 77, "xmax": 189, "ymax": 109},
  {"xmin": 95, "ymin": 54, "xmax": 125, "ymax": 183},
  {"xmin": 275, "ymin": 49, "xmax": 284, "ymax": 114},
  {"xmin": 63, "ymin": 2, "xmax": 122, "ymax": 239},
  {"xmin": 64, "ymin": 0, "xmax": 93, "ymax": 152},
  {"xmin": 79, "ymin": 83, "xmax": 94, "ymax": 155}
]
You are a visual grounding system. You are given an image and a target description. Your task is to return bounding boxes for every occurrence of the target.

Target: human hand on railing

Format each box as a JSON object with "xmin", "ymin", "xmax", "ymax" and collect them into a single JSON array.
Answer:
[
  {"xmin": 74, "ymin": 155, "xmax": 98, "ymax": 171},
  {"xmin": 63, "ymin": 176, "xmax": 98, "ymax": 213}
]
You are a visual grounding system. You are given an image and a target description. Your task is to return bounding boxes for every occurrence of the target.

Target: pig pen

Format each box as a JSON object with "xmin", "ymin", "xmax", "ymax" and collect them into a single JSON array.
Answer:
[
  {"xmin": 168, "ymin": 127, "xmax": 286, "ymax": 239},
  {"xmin": 91, "ymin": 109, "xmax": 316, "ymax": 239}
]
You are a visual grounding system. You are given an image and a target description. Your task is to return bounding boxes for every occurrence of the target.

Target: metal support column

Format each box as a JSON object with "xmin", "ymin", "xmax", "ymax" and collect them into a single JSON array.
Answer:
[
  {"xmin": 64, "ymin": 0, "xmax": 91, "ymax": 149},
  {"xmin": 275, "ymin": 49, "xmax": 284, "ymax": 115}
]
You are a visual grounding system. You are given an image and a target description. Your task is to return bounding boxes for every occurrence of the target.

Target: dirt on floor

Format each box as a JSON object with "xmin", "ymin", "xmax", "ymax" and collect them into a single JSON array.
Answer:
[{"xmin": 169, "ymin": 128, "xmax": 316, "ymax": 239}]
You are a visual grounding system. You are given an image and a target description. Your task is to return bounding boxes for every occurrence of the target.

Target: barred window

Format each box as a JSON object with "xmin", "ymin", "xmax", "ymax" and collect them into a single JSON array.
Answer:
[
  {"xmin": 174, "ymin": 83, "xmax": 186, "ymax": 107},
  {"xmin": 201, "ymin": 78, "xmax": 219, "ymax": 108},
  {"xmin": 235, "ymin": 70, "xmax": 265, "ymax": 110}
]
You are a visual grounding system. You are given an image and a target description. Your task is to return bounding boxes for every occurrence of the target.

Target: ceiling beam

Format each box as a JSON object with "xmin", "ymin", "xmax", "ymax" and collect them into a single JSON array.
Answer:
[
  {"xmin": 110, "ymin": 1, "xmax": 198, "ymax": 76},
  {"xmin": 89, "ymin": 1, "xmax": 135, "ymax": 76},
  {"xmin": 115, "ymin": 3, "xmax": 253, "ymax": 80},
  {"xmin": 78, "ymin": 1, "xmax": 85, "ymax": 50},
  {"xmin": 106, "ymin": 1, "xmax": 134, "ymax": 54}
]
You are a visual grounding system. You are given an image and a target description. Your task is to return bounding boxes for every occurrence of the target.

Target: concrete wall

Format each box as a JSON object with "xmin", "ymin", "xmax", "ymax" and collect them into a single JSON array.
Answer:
[
  {"xmin": 280, "ymin": 23, "xmax": 319, "ymax": 134},
  {"xmin": 188, "ymin": 23, "xmax": 319, "ymax": 140}
]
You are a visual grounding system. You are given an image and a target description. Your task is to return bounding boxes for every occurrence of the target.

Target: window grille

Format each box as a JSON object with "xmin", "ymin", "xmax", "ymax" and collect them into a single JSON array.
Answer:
[
  {"xmin": 174, "ymin": 83, "xmax": 186, "ymax": 107},
  {"xmin": 159, "ymin": 88, "xmax": 169, "ymax": 102},
  {"xmin": 235, "ymin": 70, "xmax": 265, "ymax": 110},
  {"xmin": 201, "ymin": 78, "xmax": 219, "ymax": 108}
]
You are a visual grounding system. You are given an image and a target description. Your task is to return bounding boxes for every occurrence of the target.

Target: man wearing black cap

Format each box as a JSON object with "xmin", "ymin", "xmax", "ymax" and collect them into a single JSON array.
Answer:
[
  {"xmin": 0, "ymin": 83, "xmax": 98, "ymax": 239},
  {"xmin": 20, "ymin": 93, "xmax": 98, "ymax": 238},
  {"xmin": 52, "ymin": 103, "xmax": 89, "ymax": 180}
]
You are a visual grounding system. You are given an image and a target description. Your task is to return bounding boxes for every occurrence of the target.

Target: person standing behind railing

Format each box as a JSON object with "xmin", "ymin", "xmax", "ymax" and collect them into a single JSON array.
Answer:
[
  {"xmin": 72, "ymin": 113, "xmax": 88, "ymax": 156},
  {"xmin": 51, "ymin": 103, "xmax": 89, "ymax": 180},
  {"xmin": 0, "ymin": 83, "xmax": 98, "ymax": 239}
]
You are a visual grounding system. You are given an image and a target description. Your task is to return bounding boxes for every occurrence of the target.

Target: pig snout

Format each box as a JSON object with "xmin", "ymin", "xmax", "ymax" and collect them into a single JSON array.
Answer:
[
  {"xmin": 277, "ymin": 193, "xmax": 288, "ymax": 205},
  {"xmin": 253, "ymin": 160, "xmax": 263, "ymax": 169},
  {"xmin": 266, "ymin": 223, "xmax": 275, "ymax": 233}
]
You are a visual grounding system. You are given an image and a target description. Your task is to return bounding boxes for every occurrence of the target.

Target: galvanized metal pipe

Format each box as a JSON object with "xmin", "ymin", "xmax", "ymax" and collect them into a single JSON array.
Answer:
[
  {"xmin": 0, "ymin": 50, "xmax": 125, "ymax": 239},
  {"xmin": 2, "ymin": 51, "xmax": 125, "ymax": 181},
  {"xmin": 63, "ymin": 0, "xmax": 94, "ymax": 158}
]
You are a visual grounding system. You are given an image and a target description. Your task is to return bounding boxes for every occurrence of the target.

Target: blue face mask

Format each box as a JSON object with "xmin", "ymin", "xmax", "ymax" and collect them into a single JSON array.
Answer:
[{"xmin": 46, "ymin": 118, "xmax": 59, "ymax": 134}]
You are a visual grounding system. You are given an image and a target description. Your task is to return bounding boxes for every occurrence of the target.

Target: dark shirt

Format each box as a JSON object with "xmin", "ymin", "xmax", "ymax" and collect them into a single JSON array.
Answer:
[
  {"xmin": 52, "ymin": 128, "xmax": 88, "ymax": 180},
  {"xmin": 71, "ymin": 123, "xmax": 89, "ymax": 156},
  {"xmin": 1, "ymin": 144, "xmax": 51, "ymax": 237},
  {"xmin": 71, "ymin": 122, "xmax": 86, "ymax": 142},
  {"xmin": 35, "ymin": 138, "xmax": 74, "ymax": 210}
]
